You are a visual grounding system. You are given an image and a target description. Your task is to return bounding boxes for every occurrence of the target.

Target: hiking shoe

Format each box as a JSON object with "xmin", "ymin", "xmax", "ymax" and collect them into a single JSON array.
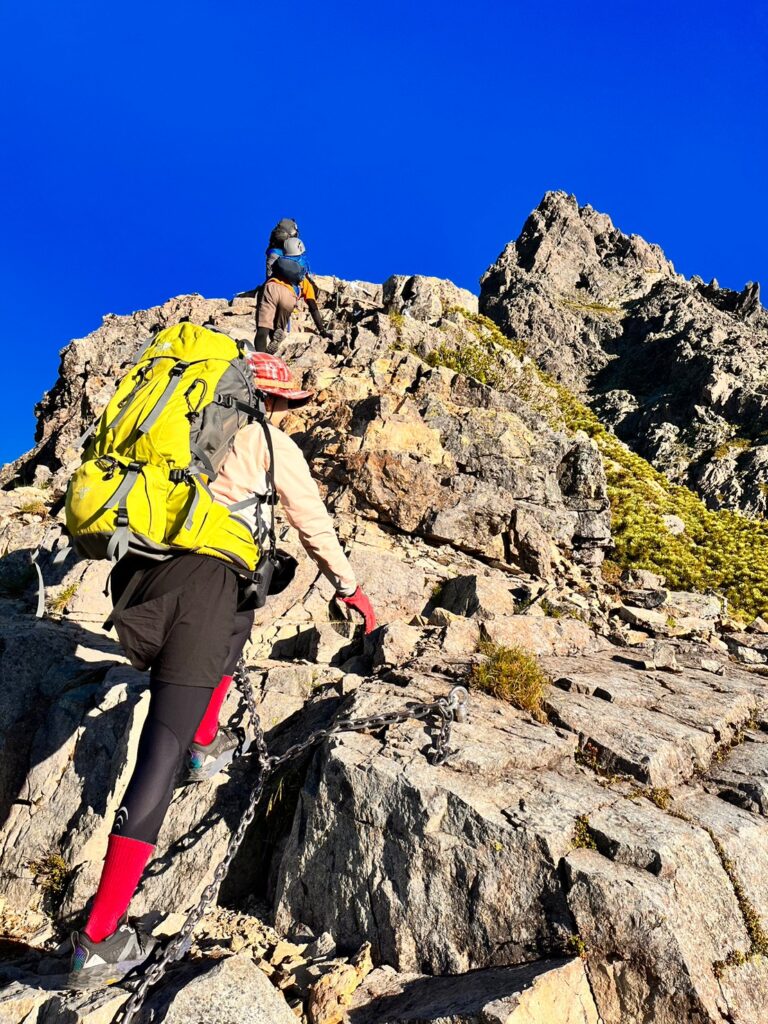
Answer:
[
  {"xmin": 184, "ymin": 725, "xmax": 248, "ymax": 783},
  {"xmin": 68, "ymin": 920, "xmax": 156, "ymax": 989}
]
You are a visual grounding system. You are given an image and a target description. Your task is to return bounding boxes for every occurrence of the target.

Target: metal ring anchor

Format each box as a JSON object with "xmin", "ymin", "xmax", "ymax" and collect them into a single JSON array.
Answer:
[{"xmin": 448, "ymin": 685, "xmax": 469, "ymax": 724}]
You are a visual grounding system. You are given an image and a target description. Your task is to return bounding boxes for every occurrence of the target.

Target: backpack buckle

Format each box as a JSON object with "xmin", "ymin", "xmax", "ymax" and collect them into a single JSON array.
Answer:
[
  {"xmin": 115, "ymin": 510, "xmax": 129, "ymax": 528},
  {"xmin": 216, "ymin": 394, "xmax": 235, "ymax": 409}
]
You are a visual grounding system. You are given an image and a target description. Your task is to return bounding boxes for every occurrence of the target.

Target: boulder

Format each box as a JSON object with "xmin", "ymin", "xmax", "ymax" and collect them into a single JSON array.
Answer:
[
  {"xmin": 482, "ymin": 614, "xmax": 593, "ymax": 657},
  {"xmin": 629, "ymin": 569, "xmax": 666, "ymax": 589},
  {"xmin": 565, "ymin": 844, "xmax": 743, "ymax": 1024},
  {"xmin": 344, "ymin": 958, "xmax": 599, "ymax": 1024},
  {"xmin": 661, "ymin": 513, "xmax": 686, "ymax": 535},
  {"xmin": 370, "ymin": 622, "xmax": 423, "ymax": 669},
  {"xmin": 157, "ymin": 953, "xmax": 297, "ymax": 1024},
  {"xmin": 665, "ymin": 591, "xmax": 722, "ymax": 621},
  {"xmin": 616, "ymin": 604, "xmax": 668, "ymax": 631},
  {"xmin": 703, "ymin": 732, "xmax": 768, "ymax": 816},
  {"xmin": 509, "ymin": 508, "xmax": 556, "ymax": 578},
  {"xmin": 383, "ymin": 275, "xmax": 478, "ymax": 323},
  {"xmin": 347, "ymin": 549, "xmax": 429, "ymax": 624},
  {"xmin": 310, "ymin": 623, "xmax": 360, "ymax": 666},
  {"xmin": 275, "ymin": 677, "xmax": 582, "ymax": 974},
  {"xmin": 436, "ymin": 574, "xmax": 519, "ymax": 621},
  {"xmin": 440, "ymin": 617, "xmax": 482, "ymax": 658}
]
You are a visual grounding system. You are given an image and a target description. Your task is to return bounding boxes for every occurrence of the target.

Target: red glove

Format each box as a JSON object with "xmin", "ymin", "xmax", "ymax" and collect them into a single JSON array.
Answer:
[{"xmin": 336, "ymin": 587, "xmax": 377, "ymax": 634}]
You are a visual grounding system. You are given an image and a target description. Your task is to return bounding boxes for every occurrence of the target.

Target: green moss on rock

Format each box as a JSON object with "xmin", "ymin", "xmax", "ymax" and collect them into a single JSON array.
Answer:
[{"xmin": 553, "ymin": 386, "xmax": 768, "ymax": 619}]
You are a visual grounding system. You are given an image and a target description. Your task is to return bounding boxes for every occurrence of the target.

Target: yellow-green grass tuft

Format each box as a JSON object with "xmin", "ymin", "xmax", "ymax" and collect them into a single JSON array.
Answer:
[{"xmin": 470, "ymin": 641, "xmax": 549, "ymax": 722}]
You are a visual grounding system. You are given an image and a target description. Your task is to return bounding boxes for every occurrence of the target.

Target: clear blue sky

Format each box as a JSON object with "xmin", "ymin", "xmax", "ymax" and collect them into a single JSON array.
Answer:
[{"xmin": 1, "ymin": 1, "xmax": 766, "ymax": 465}]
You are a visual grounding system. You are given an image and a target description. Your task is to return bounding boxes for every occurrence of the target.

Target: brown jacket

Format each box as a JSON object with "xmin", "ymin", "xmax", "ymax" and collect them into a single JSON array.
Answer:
[{"xmin": 210, "ymin": 421, "xmax": 357, "ymax": 596}]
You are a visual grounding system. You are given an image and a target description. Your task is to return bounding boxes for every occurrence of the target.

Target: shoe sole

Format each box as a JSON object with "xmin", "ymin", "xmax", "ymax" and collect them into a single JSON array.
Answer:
[
  {"xmin": 184, "ymin": 737, "xmax": 252, "ymax": 784},
  {"xmin": 67, "ymin": 956, "xmax": 147, "ymax": 990}
]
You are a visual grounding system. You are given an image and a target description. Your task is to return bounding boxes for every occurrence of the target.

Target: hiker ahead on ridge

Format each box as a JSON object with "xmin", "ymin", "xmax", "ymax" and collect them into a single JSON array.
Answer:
[{"xmin": 257, "ymin": 219, "xmax": 329, "ymax": 351}]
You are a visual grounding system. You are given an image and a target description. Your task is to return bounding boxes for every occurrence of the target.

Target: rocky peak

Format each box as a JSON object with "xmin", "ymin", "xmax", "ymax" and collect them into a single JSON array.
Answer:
[
  {"xmin": 480, "ymin": 191, "xmax": 768, "ymax": 515},
  {"xmin": 483, "ymin": 191, "xmax": 675, "ymax": 308}
]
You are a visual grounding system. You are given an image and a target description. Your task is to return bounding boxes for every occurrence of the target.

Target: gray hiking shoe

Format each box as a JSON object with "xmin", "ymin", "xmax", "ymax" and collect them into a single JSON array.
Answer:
[
  {"xmin": 68, "ymin": 919, "xmax": 156, "ymax": 989},
  {"xmin": 184, "ymin": 725, "xmax": 248, "ymax": 782}
]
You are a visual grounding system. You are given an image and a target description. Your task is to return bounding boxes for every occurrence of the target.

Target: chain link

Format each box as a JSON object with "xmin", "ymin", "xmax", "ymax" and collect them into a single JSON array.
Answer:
[{"xmin": 113, "ymin": 666, "xmax": 468, "ymax": 1023}]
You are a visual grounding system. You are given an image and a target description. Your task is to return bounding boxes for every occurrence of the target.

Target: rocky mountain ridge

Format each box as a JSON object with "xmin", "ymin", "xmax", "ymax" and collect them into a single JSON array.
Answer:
[
  {"xmin": 1, "ymin": 219, "xmax": 768, "ymax": 1023},
  {"xmin": 480, "ymin": 191, "xmax": 768, "ymax": 516}
]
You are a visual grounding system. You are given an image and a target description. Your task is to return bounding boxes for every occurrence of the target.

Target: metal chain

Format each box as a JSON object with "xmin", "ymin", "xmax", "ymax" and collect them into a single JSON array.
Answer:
[
  {"xmin": 232, "ymin": 660, "xmax": 269, "ymax": 768},
  {"xmin": 114, "ymin": 666, "xmax": 468, "ymax": 1024}
]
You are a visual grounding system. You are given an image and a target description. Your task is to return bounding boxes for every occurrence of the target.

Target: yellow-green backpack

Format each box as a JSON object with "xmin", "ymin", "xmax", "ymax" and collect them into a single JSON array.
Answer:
[{"xmin": 64, "ymin": 321, "xmax": 263, "ymax": 574}]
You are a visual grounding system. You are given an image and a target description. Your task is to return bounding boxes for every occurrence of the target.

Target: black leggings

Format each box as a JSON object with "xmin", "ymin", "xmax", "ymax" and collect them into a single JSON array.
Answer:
[
  {"xmin": 110, "ymin": 611, "xmax": 254, "ymax": 845},
  {"xmin": 113, "ymin": 682, "xmax": 213, "ymax": 845}
]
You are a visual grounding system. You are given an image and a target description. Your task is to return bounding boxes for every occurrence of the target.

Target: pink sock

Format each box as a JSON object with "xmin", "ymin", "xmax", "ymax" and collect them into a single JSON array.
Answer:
[
  {"xmin": 193, "ymin": 674, "xmax": 233, "ymax": 746},
  {"xmin": 84, "ymin": 834, "xmax": 154, "ymax": 943}
]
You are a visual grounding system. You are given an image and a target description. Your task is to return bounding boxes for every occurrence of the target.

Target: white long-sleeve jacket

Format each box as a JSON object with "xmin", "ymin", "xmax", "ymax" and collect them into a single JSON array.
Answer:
[{"xmin": 210, "ymin": 421, "xmax": 357, "ymax": 596}]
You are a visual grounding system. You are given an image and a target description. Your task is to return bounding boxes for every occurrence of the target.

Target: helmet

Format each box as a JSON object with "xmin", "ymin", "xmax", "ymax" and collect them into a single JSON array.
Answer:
[
  {"xmin": 283, "ymin": 237, "xmax": 306, "ymax": 257},
  {"xmin": 248, "ymin": 352, "xmax": 313, "ymax": 405}
]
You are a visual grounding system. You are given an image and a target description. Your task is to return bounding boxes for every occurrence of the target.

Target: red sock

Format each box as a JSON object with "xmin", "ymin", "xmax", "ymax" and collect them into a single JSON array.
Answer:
[
  {"xmin": 193, "ymin": 674, "xmax": 233, "ymax": 746},
  {"xmin": 84, "ymin": 834, "xmax": 154, "ymax": 943}
]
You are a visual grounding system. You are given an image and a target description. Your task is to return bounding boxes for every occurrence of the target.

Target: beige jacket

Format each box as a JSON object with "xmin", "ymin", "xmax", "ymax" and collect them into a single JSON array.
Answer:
[{"xmin": 210, "ymin": 421, "xmax": 357, "ymax": 596}]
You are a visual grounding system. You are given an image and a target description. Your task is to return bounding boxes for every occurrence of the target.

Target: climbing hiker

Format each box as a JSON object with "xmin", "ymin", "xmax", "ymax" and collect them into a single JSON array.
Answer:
[
  {"xmin": 67, "ymin": 336, "xmax": 376, "ymax": 988},
  {"xmin": 255, "ymin": 244, "xmax": 329, "ymax": 352},
  {"xmin": 264, "ymin": 217, "xmax": 299, "ymax": 279},
  {"xmin": 187, "ymin": 350, "xmax": 376, "ymax": 779}
]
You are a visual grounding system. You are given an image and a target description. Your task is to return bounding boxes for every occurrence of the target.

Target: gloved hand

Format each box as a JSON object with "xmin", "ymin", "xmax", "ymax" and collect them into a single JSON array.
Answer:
[
  {"xmin": 336, "ymin": 587, "xmax": 377, "ymax": 634},
  {"xmin": 255, "ymin": 326, "xmax": 271, "ymax": 353},
  {"xmin": 307, "ymin": 299, "xmax": 329, "ymax": 338}
]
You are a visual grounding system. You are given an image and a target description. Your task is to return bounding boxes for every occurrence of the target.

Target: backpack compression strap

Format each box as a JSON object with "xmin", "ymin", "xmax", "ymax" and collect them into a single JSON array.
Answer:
[{"xmin": 105, "ymin": 462, "xmax": 144, "ymax": 563}]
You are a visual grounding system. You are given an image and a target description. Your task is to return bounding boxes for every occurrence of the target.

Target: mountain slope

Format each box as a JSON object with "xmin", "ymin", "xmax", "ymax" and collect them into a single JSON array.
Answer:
[{"xmin": 3, "ymin": 272, "xmax": 768, "ymax": 1024}]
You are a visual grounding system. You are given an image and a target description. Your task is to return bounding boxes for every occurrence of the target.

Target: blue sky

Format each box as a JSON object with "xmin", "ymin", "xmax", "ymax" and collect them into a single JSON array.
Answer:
[{"xmin": 1, "ymin": 1, "xmax": 766, "ymax": 465}]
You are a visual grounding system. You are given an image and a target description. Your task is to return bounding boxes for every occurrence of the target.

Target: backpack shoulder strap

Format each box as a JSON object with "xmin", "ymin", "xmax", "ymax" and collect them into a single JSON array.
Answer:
[
  {"xmin": 227, "ymin": 408, "xmax": 277, "ymax": 557},
  {"xmin": 260, "ymin": 418, "xmax": 277, "ymax": 557}
]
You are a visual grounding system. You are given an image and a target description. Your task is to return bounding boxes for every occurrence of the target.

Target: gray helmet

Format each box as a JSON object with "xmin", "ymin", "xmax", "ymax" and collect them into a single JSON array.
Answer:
[{"xmin": 283, "ymin": 237, "xmax": 306, "ymax": 257}]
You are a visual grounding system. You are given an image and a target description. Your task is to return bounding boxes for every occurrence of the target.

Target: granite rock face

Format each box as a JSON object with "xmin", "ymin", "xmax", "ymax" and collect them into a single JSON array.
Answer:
[
  {"xmin": 480, "ymin": 190, "xmax": 768, "ymax": 515},
  {"xmin": 273, "ymin": 650, "xmax": 768, "ymax": 1024}
]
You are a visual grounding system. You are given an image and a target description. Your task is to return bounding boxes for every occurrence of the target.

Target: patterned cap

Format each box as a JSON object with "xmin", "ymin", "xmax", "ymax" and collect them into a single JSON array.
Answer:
[{"xmin": 248, "ymin": 352, "xmax": 314, "ymax": 404}]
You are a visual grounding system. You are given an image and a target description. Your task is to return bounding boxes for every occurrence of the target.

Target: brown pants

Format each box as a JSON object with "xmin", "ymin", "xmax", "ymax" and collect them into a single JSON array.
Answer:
[{"xmin": 257, "ymin": 279, "xmax": 297, "ymax": 332}]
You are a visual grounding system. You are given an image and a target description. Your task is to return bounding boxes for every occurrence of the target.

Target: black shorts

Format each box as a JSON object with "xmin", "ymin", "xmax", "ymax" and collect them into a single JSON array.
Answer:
[
  {"xmin": 223, "ymin": 608, "xmax": 256, "ymax": 676},
  {"xmin": 110, "ymin": 554, "xmax": 239, "ymax": 687}
]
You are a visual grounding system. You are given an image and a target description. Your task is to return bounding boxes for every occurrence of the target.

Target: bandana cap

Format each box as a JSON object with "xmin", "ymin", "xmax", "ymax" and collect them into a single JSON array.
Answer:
[{"xmin": 248, "ymin": 352, "xmax": 313, "ymax": 404}]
